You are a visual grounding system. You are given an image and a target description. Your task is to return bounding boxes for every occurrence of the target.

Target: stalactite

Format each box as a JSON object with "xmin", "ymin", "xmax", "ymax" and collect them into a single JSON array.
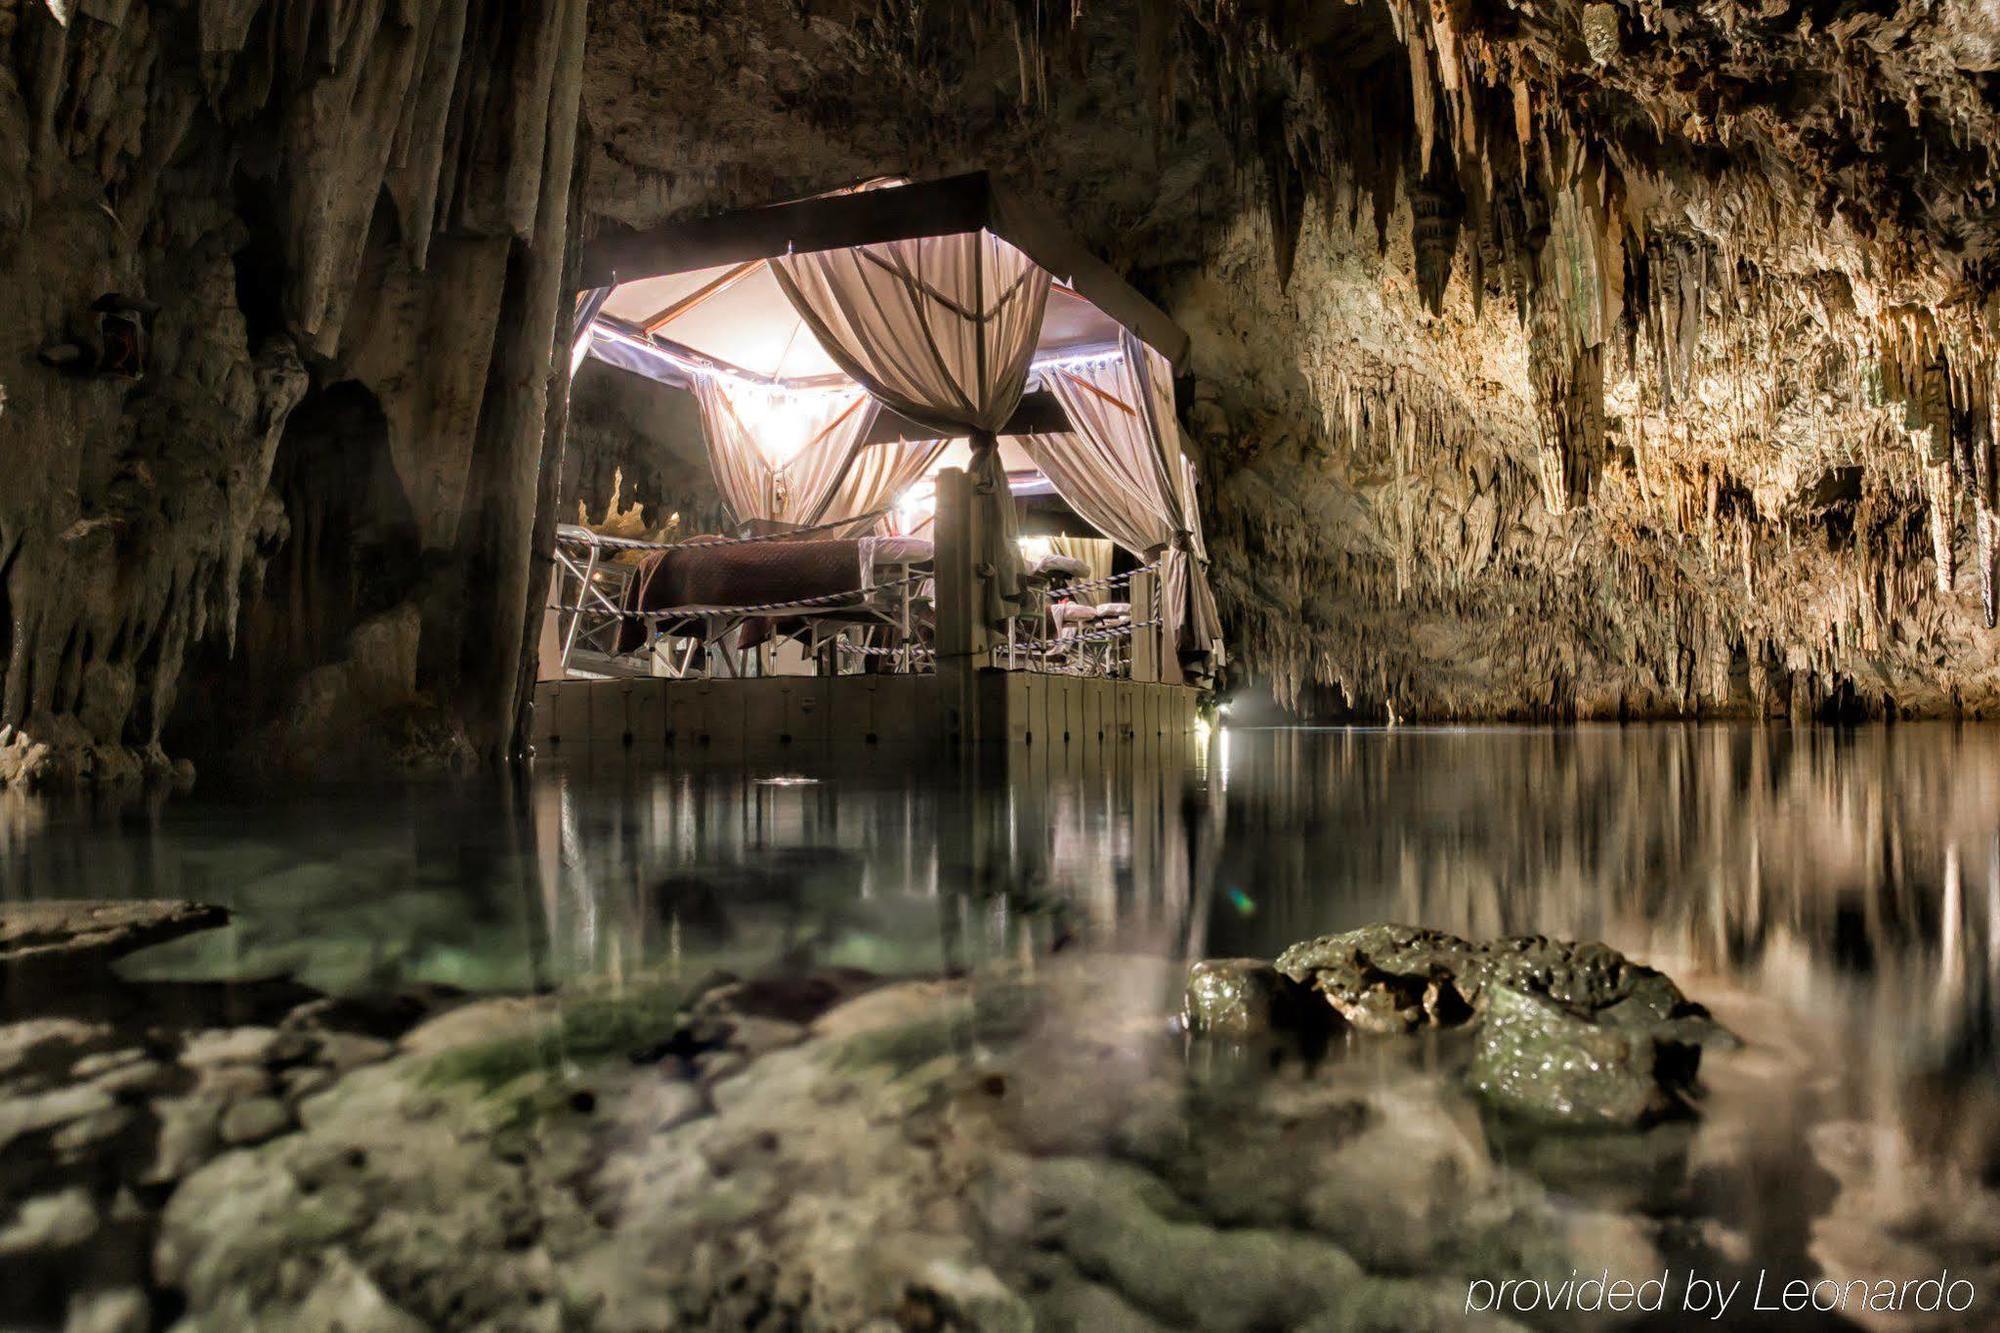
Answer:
[
  {"xmin": 1410, "ymin": 162, "xmax": 1463, "ymax": 316},
  {"xmin": 0, "ymin": 0, "xmax": 587, "ymax": 784}
]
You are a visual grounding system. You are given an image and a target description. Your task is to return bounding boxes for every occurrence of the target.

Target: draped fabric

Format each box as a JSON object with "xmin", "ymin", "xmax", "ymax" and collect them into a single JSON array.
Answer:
[
  {"xmin": 1048, "ymin": 536, "xmax": 1113, "ymax": 594},
  {"xmin": 1028, "ymin": 330, "xmax": 1223, "ymax": 668},
  {"xmin": 689, "ymin": 374, "xmax": 884, "ymax": 528},
  {"xmin": 808, "ymin": 439, "xmax": 946, "ymax": 529},
  {"xmin": 770, "ymin": 232, "xmax": 1051, "ymax": 436},
  {"xmin": 570, "ymin": 287, "xmax": 610, "ymax": 380},
  {"xmin": 772, "ymin": 231, "xmax": 1051, "ymax": 623}
]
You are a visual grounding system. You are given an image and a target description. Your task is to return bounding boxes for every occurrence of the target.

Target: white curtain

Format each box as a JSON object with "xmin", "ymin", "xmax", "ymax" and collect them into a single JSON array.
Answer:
[
  {"xmin": 772, "ymin": 231, "xmax": 1051, "ymax": 622},
  {"xmin": 1029, "ymin": 330, "xmax": 1223, "ymax": 667},
  {"xmin": 1049, "ymin": 536, "xmax": 1113, "ymax": 593},
  {"xmin": 689, "ymin": 374, "xmax": 884, "ymax": 528},
  {"xmin": 808, "ymin": 439, "xmax": 946, "ymax": 529}
]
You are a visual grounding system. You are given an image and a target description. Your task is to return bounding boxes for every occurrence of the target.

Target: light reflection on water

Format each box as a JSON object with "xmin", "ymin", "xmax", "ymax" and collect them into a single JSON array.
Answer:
[{"xmin": 4, "ymin": 722, "xmax": 1999, "ymax": 1317}]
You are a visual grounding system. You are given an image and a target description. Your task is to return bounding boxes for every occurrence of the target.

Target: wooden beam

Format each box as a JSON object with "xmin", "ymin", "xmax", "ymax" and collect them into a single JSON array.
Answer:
[
  {"xmin": 1053, "ymin": 367, "xmax": 1138, "ymax": 417},
  {"xmin": 641, "ymin": 259, "xmax": 764, "ymax": 333},
  {"xmin": 581, "ymin": 175, "xmax": 995, "ymax": 288},
  {"xmin": 863, "ymin": 391, "xmax": 1070, "ymax": 445},
  {"xmin": 578, "ymin": 171, "xmax": 1191, "ymax": 369}
]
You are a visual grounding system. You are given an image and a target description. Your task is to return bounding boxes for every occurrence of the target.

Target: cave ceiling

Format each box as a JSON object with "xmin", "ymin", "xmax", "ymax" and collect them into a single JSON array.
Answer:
[{"xmin": 571, "ymin": 0, "xmax": 2000, "ymax": 717}]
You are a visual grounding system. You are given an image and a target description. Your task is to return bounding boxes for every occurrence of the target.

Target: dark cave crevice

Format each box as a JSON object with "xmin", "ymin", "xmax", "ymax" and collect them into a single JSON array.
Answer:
[{"xmin": 166, "ymin": 379, "xmax": 421, "ymax": 760}]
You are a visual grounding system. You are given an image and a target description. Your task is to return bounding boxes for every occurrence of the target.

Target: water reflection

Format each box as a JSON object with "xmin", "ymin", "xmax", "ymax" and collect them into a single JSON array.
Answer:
[{"xmin": 3, "ymin": 723, "xmax": 1999, "ymax": 1325}]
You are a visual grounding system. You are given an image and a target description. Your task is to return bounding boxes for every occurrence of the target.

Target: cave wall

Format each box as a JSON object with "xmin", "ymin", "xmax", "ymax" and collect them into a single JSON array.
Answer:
[
  {"xmin": 0, "ymin": 0, "xmax": 586, "ymax": 785},
  {"xmin": 560, "ymin": 359, "xmax": 726, "ymax": 539},
  {"xmin": 7, "ymin": 0, "xmax": 1993, "ymax": 787}
]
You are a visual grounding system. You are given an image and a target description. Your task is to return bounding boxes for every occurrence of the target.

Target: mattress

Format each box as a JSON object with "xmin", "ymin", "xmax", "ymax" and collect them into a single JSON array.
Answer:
[{"xmin": 614, "ymin": 536, "xmax": 932, "ymax": 653}]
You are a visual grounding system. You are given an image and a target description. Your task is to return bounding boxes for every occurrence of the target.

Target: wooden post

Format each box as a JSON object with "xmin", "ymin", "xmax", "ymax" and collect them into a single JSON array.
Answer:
[
  {"xmin": 935, "ymin": 467, "xmax": 987, "ymax": 743},
  {"xmin": 1130, "ymin": 568, "xmax": 1161, "ymax": 683}
]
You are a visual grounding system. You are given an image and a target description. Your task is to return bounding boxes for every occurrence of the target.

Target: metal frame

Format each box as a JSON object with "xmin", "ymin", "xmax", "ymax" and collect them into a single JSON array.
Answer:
[{"xmin": 550, "ymin": 527, "xmax": 937, "ymax": 682}]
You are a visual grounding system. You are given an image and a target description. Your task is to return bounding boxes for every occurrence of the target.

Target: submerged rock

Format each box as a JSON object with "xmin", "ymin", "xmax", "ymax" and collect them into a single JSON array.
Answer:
[
  {"xmin": 0, "ymin": 901, "xmax": 229, "ymax": 972},
  {"xmin": 1467, "ymin": 984, "xmax": 1692, "ymax": 1127},
  {"xmin": 1213, "ymin": 924, "xmax": 1725, "ymax": 1127},
  {"xmin": 1182, "ymin": 959, "xmax": 1307, "ymax": 1039},
  {"xmin": 1275, "ymin": 924, "xmax": 1480, "ymax": 1033}
]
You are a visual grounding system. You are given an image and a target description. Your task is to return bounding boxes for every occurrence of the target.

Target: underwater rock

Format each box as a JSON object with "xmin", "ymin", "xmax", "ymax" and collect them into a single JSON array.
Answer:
[
  {"xmin": 0, "ymin": 1187, "xmax": 99, "ymax": 1255},
  {"xmin": 1274, "ymin": 924, "xmax": 1480, "ymax": 1033},
  {"xmin": 1273, "ymin": 924, "xmax": 1707, "ymax": 1033},
  {"xmin": 0, "ymin": 901, "xmax": 229, "ymax": 972},
  {"xmin": 1467, "ymin": 985, "xmax": 1693, "ymax": 1128},
  {"xmin": 218, "ymin": 1097, "xmax": 290, "ymax": 1147},
  {"xmin": 62, "ymin": 1288, "xmax": 150, "ymax": 1333},
  {"xmin": 0, "ymin": 1018, "xmax": 111, "ymax": 1078},
  {"xmin": 178, "ymin": 1027, "xmax": 280, "ymax": 1069},
  {"xmin": 1182, "ymin": 959, "xmax": 1308, "ymax": 1039},
  {"xmin": 1243, "ymin": 924, "xmax": 1723, "ymax": 1125}
]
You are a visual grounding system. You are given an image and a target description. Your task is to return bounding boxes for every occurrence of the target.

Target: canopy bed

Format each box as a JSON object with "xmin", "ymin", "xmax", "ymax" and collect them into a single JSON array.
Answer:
[{"xmin": 537, "ymin": 172, "xmax": 1218, "ymax": 752}]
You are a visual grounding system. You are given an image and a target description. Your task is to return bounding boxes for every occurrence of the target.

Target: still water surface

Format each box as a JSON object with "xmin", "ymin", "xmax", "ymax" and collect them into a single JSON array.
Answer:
[{"xmin": 4, "ymin": 724, "xmax": 1998, "ymax": 1327}]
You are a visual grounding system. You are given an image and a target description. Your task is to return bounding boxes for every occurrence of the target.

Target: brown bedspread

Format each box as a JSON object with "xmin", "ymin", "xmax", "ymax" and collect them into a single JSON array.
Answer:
[{"xmin": 614, "ymin": 538, "xmax": 926, "ymax": 653}]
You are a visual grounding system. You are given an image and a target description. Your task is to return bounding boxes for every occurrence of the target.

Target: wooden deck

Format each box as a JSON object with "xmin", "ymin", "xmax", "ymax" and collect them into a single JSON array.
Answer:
[{"xmin": 529, "ymin": 672, "xmax": 1199, "ymax": 755}]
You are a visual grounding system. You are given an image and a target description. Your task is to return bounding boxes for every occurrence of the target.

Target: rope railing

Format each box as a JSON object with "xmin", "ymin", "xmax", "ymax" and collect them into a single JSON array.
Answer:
[
  {"xmin": 546, "ymin": 572, "xmax": 929, "ymax": 621},
  {"xmin": 554, "ymin": 506, "xmax": 896, "ymax": 555},
  {"xmin": 836, "ymin": 640, "xmax": 936, "ymax": 661},
  {"xmin": 1038, "ymin": 560, "xmax": 1159, "ymax": 598},
  {"xmin": 1006, "ymin": 617, "xmax": 1160, "ymax": 656}
]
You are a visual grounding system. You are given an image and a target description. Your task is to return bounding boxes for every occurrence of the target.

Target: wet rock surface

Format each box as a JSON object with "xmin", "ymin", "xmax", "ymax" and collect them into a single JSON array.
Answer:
[
  {"xmin": 1256, "ymin": 924, "xmax": 1726, "ymax": 1126},
  {"xmin": 1182, "ymin": 957, "xmax": 1307, "ymax": 1039},
  {"xmin": 0, "ymin": 968, "xmax": 434, "ymax": 1331},
  {"xmin": 0, "ymin": 924, "xmax": 1988, "ymax": 1330},
  {"xmin": 0, "ymin": 902, "xmax": 229, "ymax": 973},
  {"xmin": 138, "ymin": 957, "xmax": 1609, "ymax": 1332}
]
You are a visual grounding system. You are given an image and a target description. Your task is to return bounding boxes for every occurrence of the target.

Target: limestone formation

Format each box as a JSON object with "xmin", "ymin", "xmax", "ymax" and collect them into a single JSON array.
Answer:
[
  {"xmin": 567, "ymin": 0, "xmax": 2000, "ymax": 721},
  {"xmin": 14, "ymin": 0, "xmax": 2000, "ymax": 765},
  {"xmin": 0, "ymin": 0, "xmax": 587, "ymax": 786}
]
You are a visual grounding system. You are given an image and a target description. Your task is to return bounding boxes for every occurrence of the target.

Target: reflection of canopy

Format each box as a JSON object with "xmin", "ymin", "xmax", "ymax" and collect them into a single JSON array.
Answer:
[{"xmin": 576, "ymin": 173, "xmax": 1221, "ymax": 671}]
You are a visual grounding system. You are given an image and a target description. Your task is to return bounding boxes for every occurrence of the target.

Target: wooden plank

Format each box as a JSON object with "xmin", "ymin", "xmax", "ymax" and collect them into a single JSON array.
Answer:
[
  {"xmin": 1005, "ymin": 672, "xmax": 1035, "ymax": 745},
  {"xmin": 783, "ymin": 679, "xmax": 830, "ymax": 745},
  {"xmin": 866, "ymin": 392, "xmax": 1069, "ymax": 445},
  {"xmin": 582, "ymin": 174, "xmax": 995, "ymax": 288},
  {"xmin": 627, "ymin": 681, "xmax": 667, "ymax": 749},
  {"xmin": 530, "ymin": 683, "xmax": 559, "ymax": 746},
  {"xmin": 553, "ymin": 682, "xmax": 591, "ymax": 748},
  {"xmin": 642, "ymin": 259, "xmax": 764, "ymax": 332},
  {"xmin": 695, "ymin": 681, "xmax": 745, "ymax": 751},
  {"xmin": 854, "ymin": 677, "xmax": 896, "ymax": 744},
  {"xmin": 741, "ymin": 679, "xmax": 785, "ymax": 746},
  {"xmin": 663, "ymin": 683, "xmax": 700, "ymax": 747}
]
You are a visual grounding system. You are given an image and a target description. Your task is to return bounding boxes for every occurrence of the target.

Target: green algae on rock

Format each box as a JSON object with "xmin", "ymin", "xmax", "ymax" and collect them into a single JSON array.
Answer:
[
  {"xmin": 1182, "ymin": 958, "xmax": 1311, "ymax": 1039},
  {"xmin": 1211, "ymin": 924, "xmax": 1728, "ymax": 1127},
  {"xmin": 1466, "ymin": 984, "xmax": 1693, "ymax": 1128}
]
